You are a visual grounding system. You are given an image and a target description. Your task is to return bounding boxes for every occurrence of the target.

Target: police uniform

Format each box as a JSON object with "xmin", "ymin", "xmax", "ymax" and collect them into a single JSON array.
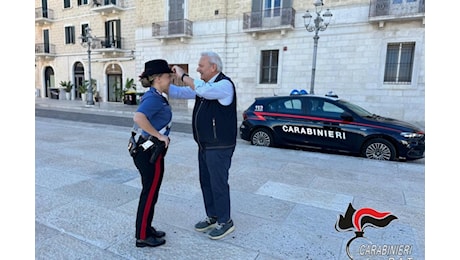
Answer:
[
  {"xmin": 132, "ymin": 59, "xmax": 173, "ymax": 248},
  {"xmin": 132, "ymin": 60, "xmax": 196, "ymax": 248},
  {"xmin": 133, "ymin": 87, "xmax": 171, "ymax": 240}
]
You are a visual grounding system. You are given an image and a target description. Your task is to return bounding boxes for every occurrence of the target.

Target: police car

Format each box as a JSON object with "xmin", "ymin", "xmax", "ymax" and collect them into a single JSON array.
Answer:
[{"xmin": 239, "ymin": 92, "xmax": 425, "ymax": 161}]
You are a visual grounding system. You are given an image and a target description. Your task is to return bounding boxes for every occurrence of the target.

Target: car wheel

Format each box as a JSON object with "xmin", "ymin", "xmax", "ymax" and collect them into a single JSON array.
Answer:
[
  {"xmin": 251, "ymin": 128, "xmax": 273, "ymax": 147},
  {"xmin": 361, "ymin": 138, "xmax": 396, "ymax": 161}
]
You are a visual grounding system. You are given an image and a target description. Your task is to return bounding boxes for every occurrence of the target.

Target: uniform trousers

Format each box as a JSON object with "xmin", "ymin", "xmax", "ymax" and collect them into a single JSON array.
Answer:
[
  {"xmin": 133, "ymin": 146, "xmax": 165, "ymax": 240},
  {"xmin": 198, "ymin": 146, "xmax": 235, "ymax": 224}
]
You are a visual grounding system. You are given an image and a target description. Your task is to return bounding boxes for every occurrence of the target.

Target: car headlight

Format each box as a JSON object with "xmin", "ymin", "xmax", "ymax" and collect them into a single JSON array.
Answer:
[{"xmin": 400, "ymin": 132, "xmax": 424, "ymax": 138}]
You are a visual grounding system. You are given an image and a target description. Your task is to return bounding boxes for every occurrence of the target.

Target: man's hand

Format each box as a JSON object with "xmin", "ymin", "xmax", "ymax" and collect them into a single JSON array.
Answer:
[
  {"xmin": 171, "ymin": 65, "xmax": 194, "ymax": 90},
  {"xmin": 171, "ymin": 65, "xmax": 184, "ymax": 79}
]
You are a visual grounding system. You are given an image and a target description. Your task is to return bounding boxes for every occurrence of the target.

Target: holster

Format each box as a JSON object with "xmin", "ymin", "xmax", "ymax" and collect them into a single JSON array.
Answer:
[
  {"xmin": 128, "ymin": 131, "xmax": 139, "ymax": 157},
  {"xmin": 133, "ymin": 135, "xmax": 167, "ymax": 163},
  {"xmin": 148, "ymin": 136, "xmax": 167, "ymax": 163}
]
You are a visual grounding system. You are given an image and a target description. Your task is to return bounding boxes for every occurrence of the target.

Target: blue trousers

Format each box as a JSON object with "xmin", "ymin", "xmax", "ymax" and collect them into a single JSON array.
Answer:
[{"xmin": 198, "ymin": 147, "xmax": 235, "ymax": 224}]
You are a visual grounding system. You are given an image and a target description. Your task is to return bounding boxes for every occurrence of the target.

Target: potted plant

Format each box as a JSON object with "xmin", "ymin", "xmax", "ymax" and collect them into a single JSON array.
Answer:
[
  {"xmin": 82, "ymin": 79, "xmax": 97, "ymax": 102},
  {"xmin": 112, "ymin": 80, "xmax": 123, "ymax": 102},
  {"xmin": 59, "ymin": 80, "xmax": 73, "ymax": 100},
  {"xmin": 78, "ymin": 84, "xmax": 87, "ymax": 102},
  {"xmin": 124, "ymin": 77, "xmax": 136, "ymax": 93},
  {"xmin": 123, "ymin": 77, "xmax": 137, "ymax": 105}
]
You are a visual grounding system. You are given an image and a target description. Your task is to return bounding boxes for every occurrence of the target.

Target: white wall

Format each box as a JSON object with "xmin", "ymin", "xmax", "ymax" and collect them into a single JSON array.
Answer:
[{"xmin": 135, "ymin": 4, "xmax": 425, "ymax": 126}]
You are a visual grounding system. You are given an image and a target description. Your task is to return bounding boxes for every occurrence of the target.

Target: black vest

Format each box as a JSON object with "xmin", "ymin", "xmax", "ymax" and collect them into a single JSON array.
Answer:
[{"xmin": 192, "ymin": 73, "xmax": 237, "ymax": 149}]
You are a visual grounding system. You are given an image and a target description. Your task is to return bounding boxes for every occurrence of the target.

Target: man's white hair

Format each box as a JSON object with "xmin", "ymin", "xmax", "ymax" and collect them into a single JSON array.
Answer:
[{"xmin": 201, "ymin": 51, "xmax": 223, "ymax": 72}]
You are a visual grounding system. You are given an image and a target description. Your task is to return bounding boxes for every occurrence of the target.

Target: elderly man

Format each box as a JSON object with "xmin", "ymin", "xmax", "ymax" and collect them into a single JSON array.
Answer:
[{"xmin": 172, "ymin": 51, "xmax": 237, "ymax": 240}]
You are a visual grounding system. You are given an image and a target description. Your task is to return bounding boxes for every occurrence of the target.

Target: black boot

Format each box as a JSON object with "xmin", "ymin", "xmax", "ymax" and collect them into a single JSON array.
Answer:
[
  {"xmin": 136, "ymin": 236, "xmax": 166, "ymax": 247},
  {"xmin": 150, "ymin": 226, "xmax": 166, "ymax": 238}
]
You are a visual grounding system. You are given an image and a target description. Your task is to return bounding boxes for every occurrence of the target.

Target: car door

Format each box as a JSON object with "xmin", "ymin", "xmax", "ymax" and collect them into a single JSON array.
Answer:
[
  {"xmin": 310, "ymin": 98, "xmax": 375, "ymax": 153},
  {"xmin": 268, "ymin": 97, "xmax": 323, "ymax": 147},
  {"xmin": 307, "ymin": 98, "xmax": 350, "ymax": 150}
]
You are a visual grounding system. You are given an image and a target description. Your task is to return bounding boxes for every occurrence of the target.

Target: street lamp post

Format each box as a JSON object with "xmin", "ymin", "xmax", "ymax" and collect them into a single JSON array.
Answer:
[
  {"xmin": 303, "ymin": 0, "xmax": 332, "ymax": 95},
  {"xmin": 80, "ymin": 27, "xmax": 96, "ymax": 106}
]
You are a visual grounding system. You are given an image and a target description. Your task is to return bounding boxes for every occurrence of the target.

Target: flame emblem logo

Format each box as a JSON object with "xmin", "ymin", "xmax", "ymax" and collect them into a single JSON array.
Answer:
[{"xmin": 335, "ymin": 203, "xmax": 398, "ymax": 259}]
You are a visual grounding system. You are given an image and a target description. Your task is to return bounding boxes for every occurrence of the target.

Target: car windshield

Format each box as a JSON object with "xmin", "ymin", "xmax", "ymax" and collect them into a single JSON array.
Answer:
[{"xmin": 337, "ymin": 100, "xmax": 373, "ymax": 117}]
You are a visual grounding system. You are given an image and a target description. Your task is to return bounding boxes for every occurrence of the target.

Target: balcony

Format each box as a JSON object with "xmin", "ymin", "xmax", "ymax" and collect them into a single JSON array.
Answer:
[
  {"xmin": 91, "ymin": 0, "xmax": 125, "ymax": 15},
  {"xmin": 35, "ymin": 8, "xmax": 55, "ymax": 25},
  {"xmin": 152, "ymin": 19, "xmax": 193, "ymax": 42},
  {"xmin": 35, "ymin": 43, "xmax": 56, "ymax": 60},
  {"xmin": 369, "ymin": 0, "xmax": 425, "ymax": 27},
  {"xmin": 243, "ymin": 7, "xmax": 296, "ymax": 37},
  {"xmin": 83, "ymin": 36, "xmax": 127, "ymax": 56}
]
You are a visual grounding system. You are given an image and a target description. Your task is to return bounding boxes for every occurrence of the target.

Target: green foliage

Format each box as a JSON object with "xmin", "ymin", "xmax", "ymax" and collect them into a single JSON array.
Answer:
[
  {"xmin": 124, "ymin": 78, "xmax": 136, "ymax": 93},
  {"xmin": 77, "ymin": 84, "xmax": 87, "ymax": 94},
  {"xmin": 113, "ymin": 80, "xmax": 123, "ymax": 101},
  {"xmin": 59, "ymin": 81, "xmax": 73, "ymax": 93},
  {"xmin": 114, "ymin": 77, "xmax": 137, "ymax": 102},
  {"xmin": 82, "ymin": 79, "xmax": 97, "ymax": 94}
]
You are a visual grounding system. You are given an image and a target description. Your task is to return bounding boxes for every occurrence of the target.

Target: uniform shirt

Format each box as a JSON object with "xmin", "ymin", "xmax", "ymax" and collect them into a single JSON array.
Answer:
[
  {"xmin": 136, "ymin": 88, "xmax": 171, "ymax": 137},
  {"xmin": 137, "ymin": 85, "xmax": 196, "ymax": 137}
]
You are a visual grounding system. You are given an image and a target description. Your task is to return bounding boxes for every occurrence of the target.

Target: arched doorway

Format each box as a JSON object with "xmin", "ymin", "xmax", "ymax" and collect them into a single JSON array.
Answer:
[
  {"xmin": 74, "ymin": 62, "xmax": 85, "ymax": 99},
  {"xmin": 44, "ymin": 66, "xmax": 56, "ymax": 99},
  {"xmin": 106, "ymin": 63, "xmax": 122, "ymax": 102}
]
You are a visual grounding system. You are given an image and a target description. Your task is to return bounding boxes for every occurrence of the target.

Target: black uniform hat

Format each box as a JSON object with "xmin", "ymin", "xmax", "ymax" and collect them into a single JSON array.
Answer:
[{"xmin": 139, "ymin": 59, "xmax": 173, "ymax": 78}]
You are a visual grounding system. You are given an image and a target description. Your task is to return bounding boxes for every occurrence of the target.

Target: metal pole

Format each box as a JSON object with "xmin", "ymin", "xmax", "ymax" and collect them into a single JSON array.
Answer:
[
  {"xmin": 310, "ymin": 13, "xmax": 322, "ymax": 95},
  {"xmin": 87, "ymin": 47, "xmax": 95, "ymax": 105},
  {"xmin": 304, "ymin": 4, "xmax": 332, "ymax": 96},
  {"xmin": 86, "ymin": 30, "xmax": 95, "ymax": 106},
  {"xmin": 310, "ymin": 33, "xmax": 319, "ymax": 95}
]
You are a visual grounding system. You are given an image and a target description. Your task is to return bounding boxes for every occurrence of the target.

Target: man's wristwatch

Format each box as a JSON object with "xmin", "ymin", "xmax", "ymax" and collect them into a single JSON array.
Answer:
[{"xmin": 181, "ymin": 73, "xmax": 189, "ymax": 81}]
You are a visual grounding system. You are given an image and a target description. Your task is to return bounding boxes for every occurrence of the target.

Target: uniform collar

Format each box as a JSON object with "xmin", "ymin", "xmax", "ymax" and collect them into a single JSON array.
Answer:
[{"xmin": 150, "ymin": 87, "xmax": 169, "ymax": 102}]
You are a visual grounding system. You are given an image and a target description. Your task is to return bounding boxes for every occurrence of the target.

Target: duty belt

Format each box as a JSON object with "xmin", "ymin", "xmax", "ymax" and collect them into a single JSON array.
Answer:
[{"xmin": 139, "ymin": 121, "xmax": 172, "ymax": 140}]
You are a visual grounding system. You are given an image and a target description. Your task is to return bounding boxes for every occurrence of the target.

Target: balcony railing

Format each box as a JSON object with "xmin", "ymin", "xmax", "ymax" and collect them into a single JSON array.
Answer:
[
  {"xmin": 35, "ymin": 43, "xmax": 55, "ymax": 54},
  {"xmin": 35, "ymin": 43, "xmax": 56, "ymax": 59},
  {"xmin": 97, "ymin": 36, "xmax": 123, "ymax": 49},
  {"xmin": 35, "ymin": 8, "xmax": 55, "ymax": 25},
  {"xmin": 369, "ymin": 0, "xmax": 425, "ymax": 20},
  {"xmin": 79, "ymin": 36, "xmax": 127, "ymax": 56},
  {"xmin": 152, "ymin": 19, "xmax": 193, "ymax": 40},
  {"xmin": 91, "ymin": 0, "xmax": 125, "ymax": 14},
  {"xmin": 243, "ymin": 7, "xmax": 295, "ymax": 35}
]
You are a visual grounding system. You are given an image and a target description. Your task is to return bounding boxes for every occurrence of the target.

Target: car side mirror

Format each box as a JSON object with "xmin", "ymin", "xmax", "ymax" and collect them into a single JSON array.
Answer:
[{"xmin": 341, "ymin": 111, "xmax": 353, "ymax": 121}]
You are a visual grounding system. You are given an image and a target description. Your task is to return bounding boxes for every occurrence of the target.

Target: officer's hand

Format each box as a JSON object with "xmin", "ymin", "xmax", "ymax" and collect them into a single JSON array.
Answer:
[{"xmin": 158, "ymin": 134, "xmax": 170, "ymax": 148}]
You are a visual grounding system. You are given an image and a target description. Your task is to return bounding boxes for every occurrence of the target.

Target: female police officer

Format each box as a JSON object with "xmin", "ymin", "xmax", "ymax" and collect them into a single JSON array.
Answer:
[{"xmin": 132, "ymin": 59, "xmax": 195, "ymax": 247}]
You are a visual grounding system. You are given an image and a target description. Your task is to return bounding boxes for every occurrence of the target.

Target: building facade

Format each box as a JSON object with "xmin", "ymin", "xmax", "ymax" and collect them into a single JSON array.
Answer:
[
  {"xmin": 35, "ymin": 0, "xmax": 425, "ymax": 125},
  {"xmin": 35, "ymin": 0, "xmax": 137, "ymax": 102}
]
